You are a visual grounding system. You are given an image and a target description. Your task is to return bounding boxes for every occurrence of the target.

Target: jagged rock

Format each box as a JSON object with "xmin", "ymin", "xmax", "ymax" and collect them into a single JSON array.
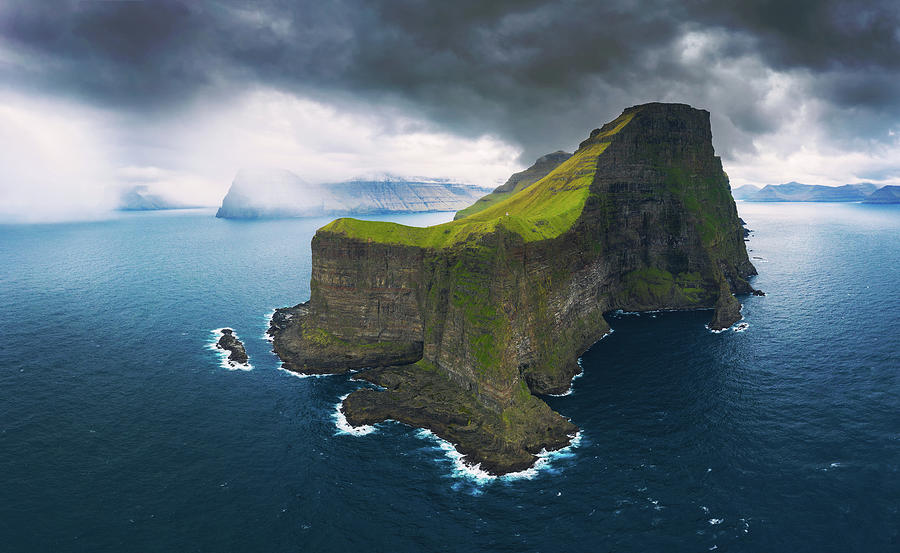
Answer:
[
  {"xmin": 217, "ymin": 328, "xmax": 248, "ymax": 365},
  {"xmin": 269, "ymin": 103, "xmax": 756, "ymax": 474}
]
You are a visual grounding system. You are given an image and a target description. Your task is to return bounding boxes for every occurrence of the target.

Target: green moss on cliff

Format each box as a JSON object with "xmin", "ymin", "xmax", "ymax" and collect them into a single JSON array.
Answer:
[
  {"xmin": 304, "ymin": 327, "xmax": 413, "ymax": 354},
  {"xmin": 621, "ymin": 268, "xmax": 709, "ymax": 307}
]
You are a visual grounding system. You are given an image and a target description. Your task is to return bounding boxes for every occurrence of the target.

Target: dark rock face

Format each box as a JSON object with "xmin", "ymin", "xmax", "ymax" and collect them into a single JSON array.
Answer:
[
  {"xmin": 216, "ymin": 328, "xmax": 248, "ymax": 365},
  {"xmin": 269, "ymin": 103, "xmax": 756, "ymax": 474}
]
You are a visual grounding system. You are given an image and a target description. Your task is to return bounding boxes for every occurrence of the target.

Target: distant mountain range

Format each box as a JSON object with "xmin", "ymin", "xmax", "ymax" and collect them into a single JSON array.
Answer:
[
  {"xmin": 215, "ymin": 169, "xmax": 491, "ymax": 219},
  {"xmin": 732, "ymin": 181, "xmax": 898, "ymax": 203}
]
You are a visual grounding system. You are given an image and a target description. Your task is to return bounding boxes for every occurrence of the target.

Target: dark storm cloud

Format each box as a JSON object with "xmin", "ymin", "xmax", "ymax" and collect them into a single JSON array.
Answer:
[{"xmin": 1, "ymin": 0, "xmax": 898, "ymax": 161}]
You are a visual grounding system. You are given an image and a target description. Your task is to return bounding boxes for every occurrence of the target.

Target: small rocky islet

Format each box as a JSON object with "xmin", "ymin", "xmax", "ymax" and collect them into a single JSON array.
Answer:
[
  {"xmin": 216, "ymin": 328, "xmax": 249, "ymax": 366},
  {"xmin": 268, "ymin": 102, "xmax": 760, "ymax": 474}
]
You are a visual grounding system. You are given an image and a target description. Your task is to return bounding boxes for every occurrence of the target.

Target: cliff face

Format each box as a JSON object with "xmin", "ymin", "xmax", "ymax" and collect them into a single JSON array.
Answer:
[
  {"xmin": 216, "ymin": 169, "xmax": 486, "ymax": 218},
  {"xmin": 453, "ymin": 151, "xmax": 571, "ymax": 220},
  {"xmin": 270, "ymin": 103, "xmax": 756, "ymax": 474}
]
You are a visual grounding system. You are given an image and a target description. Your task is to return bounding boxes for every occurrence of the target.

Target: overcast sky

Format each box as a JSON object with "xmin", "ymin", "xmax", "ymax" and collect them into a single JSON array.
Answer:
[{"xmin": 1, "ymin": 0, "xmax": 899, "ymax": 221}]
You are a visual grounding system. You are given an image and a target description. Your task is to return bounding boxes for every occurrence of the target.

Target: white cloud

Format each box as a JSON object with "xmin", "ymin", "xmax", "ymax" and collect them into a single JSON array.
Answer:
[
  {"xmin": 155, "ymin": 88, "xmax": 522, "ymax": 190},
  {"xmin": 0, "ymin": 91, "xmax": 119, "ymax": 222},
  {"xmin": 0, "ymin": 87, "xmax": 522, "ymax": 221}
]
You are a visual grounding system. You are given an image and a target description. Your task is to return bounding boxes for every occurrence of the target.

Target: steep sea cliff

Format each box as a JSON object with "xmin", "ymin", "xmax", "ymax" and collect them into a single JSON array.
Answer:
[{"xmin": 269, "ymin": 103, "xmax": 756, "ymax": 473}]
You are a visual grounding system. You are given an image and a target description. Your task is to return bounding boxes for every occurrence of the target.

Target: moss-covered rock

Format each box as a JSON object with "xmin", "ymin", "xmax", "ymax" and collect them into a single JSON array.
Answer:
[{"xmin": 269, "ymin": 102, "xmax": 757, "ymax": 474}]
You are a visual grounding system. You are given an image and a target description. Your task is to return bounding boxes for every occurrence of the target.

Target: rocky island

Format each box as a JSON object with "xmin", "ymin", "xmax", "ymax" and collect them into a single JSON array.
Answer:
[
  {"xmin": 269, "ymin": 102, "xmax": 757, "ymax": 474},
  {"xmin": 215, "ymin": 328, "xmax": 249, "ymax": 367}
]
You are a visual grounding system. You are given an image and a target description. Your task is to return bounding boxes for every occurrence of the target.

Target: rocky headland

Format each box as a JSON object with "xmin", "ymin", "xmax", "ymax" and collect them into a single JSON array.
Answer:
[{"xmin": 269, "ymin": 102, "xmax": 757, "ymax": 474}]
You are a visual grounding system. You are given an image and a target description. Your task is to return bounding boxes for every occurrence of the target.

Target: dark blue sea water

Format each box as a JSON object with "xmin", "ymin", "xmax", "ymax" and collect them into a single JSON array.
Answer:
[{"xmin": 1, "ymin": 204, "xmax": 898, "ymax": 552}]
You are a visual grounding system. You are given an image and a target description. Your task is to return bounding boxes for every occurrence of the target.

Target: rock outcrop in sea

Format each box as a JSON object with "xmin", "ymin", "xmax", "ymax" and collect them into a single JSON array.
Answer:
[
  {"xmin": 215, "ymin": 170, "xmax": 488, "ymax": 219},
  {"xmin": 216, "ymin": 328, "xmax": 248, "ymax": 366},
  {"xmin": 269, "ymin": 103, "xmax": 757, "ymax": 474}
]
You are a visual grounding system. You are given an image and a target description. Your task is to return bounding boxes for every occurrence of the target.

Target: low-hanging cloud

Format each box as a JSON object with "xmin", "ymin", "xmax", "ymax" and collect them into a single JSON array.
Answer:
[{"xmin": 1, "ymin": 0, "xmax": 899, "ymax": 219}]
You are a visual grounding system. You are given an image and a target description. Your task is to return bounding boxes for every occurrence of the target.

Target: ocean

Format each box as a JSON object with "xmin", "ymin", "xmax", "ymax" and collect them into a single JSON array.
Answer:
[{"xmin": 1, "ymin": 203, "xmax": 897, "ymax": 552}]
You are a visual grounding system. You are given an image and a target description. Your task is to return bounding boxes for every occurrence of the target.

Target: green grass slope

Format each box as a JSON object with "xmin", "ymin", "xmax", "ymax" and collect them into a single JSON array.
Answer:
[{"xmin": 321, "ymin": 111, "xmax": 636, "ymax": 248}]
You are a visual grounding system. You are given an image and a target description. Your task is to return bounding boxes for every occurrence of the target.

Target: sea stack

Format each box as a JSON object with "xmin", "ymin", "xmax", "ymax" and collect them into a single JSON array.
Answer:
[
  {"xmin": 216, "ymin": 329, "xmax": 248, "ymax": 366},
  {"xmin": 269, "ymin": 103, "xmax": 757, "ymax": 474}
]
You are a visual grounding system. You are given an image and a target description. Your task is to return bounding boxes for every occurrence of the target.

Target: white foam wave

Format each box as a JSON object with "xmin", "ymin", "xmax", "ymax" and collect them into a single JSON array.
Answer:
[
  {"xmin": 414, "ymin": 428, "xmax": 583, "ymax": 484},
  {"xmin": 547, "ymin": 331, "xmax": 613, "ymax": 397},
  {"xmin": 706, "ymin": 305, "xmax": 745, "ymax": 334},
  {"xmin": 333, "ymin": 393, "xmax": 377, "ymax": 436},
  {"xmin": 276, "ymin": 366, "xmax": 333, "ymax": 379},
  {"xmin": 547, "ymin": 361, "xmax": 585, "ymax": 397},
  {"xmin": 262, "ymin": 308, "xmax": 276, "ymax": 342},
  {"xmin": 207, "ymin": 328, "xmax": 253, "ymax": 371},
  {"xmin": 708, "ymin": 518, "xmax": 724, "ymax": 525}
]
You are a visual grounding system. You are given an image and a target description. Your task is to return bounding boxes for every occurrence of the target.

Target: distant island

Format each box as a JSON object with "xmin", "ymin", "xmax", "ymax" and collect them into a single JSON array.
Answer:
[
  {"xmin": 117, "ymin": 185, "xmax": 202, "ymax": 211},
  {"xmin": 215, "ymin": 169, "xmax": 491, "ymax": 219},
  {"xmin": 268, "ymin": 103, "xmax": 757, "ymax": 474},
  {"xmin": 732, "ymin": 181, "xmax": 899, "ymax": 203}
]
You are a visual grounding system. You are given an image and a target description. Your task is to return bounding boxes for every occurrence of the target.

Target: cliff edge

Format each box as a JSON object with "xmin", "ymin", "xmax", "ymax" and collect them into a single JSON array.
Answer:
[{"xmin": 269, "ymin": 103, "xmax": 756, "ymax": 474}]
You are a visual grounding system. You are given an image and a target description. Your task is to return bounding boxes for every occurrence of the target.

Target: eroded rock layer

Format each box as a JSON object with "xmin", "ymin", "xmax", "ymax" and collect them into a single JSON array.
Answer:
[{"xmin": 270, "ymin": 103, "xmax": 756, "ymax": 474}]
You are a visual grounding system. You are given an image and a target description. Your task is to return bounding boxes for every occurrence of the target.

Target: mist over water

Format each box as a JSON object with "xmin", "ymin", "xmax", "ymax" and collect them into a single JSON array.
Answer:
[{"xmin": 0, "ymin": 204, "xmax": 897, "ymax": 551}]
